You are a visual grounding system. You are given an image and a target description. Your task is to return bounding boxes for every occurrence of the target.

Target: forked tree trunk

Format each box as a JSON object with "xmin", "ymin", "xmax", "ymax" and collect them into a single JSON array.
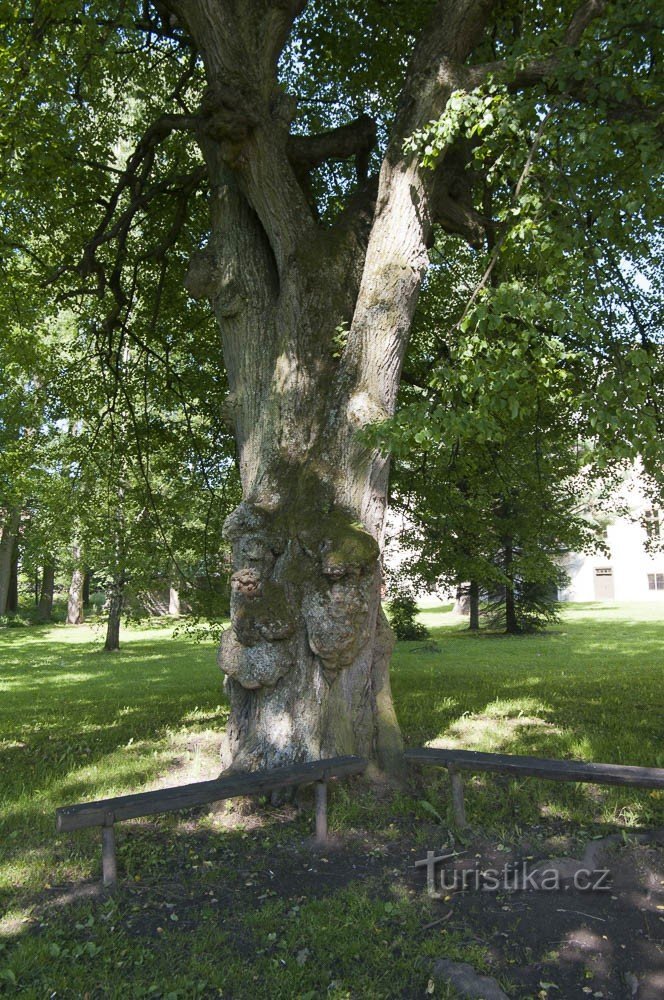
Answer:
[
  {"xmin": 38, "ymin": 562, "xmax": 55, "ymax": 622},
  {"xmin": 205, "ymin": 212, "xmax": 403, "ymax": 771},
  {"xmin": 67, "ymin": 545, "xmax": 85, "ymax": 625},
  {"xmin": 104, "ymin": 575, "xmax": 124, "ymax": 652},
  {"xmin": 177, "ymin": 0, "xmax": 497, "ymax": 775},
  {"xmin": 184, "ymin": 148, "xmax": 404, "ymax": 774},
  {"xmin": 0, "ymin": 511, "xmax": 20, "ymax": 615}
]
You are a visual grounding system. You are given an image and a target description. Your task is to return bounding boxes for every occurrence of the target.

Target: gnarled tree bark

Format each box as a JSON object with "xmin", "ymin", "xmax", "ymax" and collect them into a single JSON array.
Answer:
[
  {"xmin": 168, "ymin": 0, "xmax": 496, "ymax": 776},
  {"xmin": 161, "ymin": 0, "xmax": 608, "ymax": 774}
]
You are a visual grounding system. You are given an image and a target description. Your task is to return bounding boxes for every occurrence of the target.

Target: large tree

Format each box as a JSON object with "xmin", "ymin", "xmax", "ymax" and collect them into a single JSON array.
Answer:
[{"xmin": 3, "ymin": 1, "xmax": 661, "ymax": 771}]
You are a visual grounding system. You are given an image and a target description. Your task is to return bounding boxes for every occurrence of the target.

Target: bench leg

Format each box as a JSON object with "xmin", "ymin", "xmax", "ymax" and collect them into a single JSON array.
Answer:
[
  {"xmin": 315, "ymin": 780, "xmax": 327, "ymax": 844},
  {"xmin": 449, "ymin": 768, "xmax": 468, "ymax": 829},
  {"xmin": 102, "ymin": 823, "xmax": 118, "ymax": 890}
]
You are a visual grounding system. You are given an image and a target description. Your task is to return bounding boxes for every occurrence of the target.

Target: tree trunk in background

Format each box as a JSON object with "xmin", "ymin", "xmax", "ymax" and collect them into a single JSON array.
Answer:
[
  {"xmin": 468, "ymin": 580, "xmax": 480, "ymax": 631},
  {"xmin": 505, "ymin": 585, "xmax": 519, "ymax": 634},
  {"xmin": 454, "ymin": 584, "xmax": 469, "ymax": 615},
  {"xmin": 103, "ymin": 575, "xmax": 124, "ymax": 652},
  {"xmin": 7, "ymin": 549, "xmax": 19, "ymax": 613},
  {"xmin": 168, "ymin": 586, "xmax": 181, "ymax": 616},
  {"xmin": 504, "ymin": 537, "xmax": 519, "ymax": 634},
  {"xmin": 104, "ymin": 471, "xmax": 127, "ymax": 649},
  {"xmin": 0, "ymin": 511, "xmax": 20, "ymax": 615},
  {"xmin": 67, "ymin": 545, "xmax": 84, "ymax": 625},
  {"xmin": 82, "ymin": 570, "xmax": 91, "ymax": 608},
  {"xmin": 38, "ymin": 562, "xmax": 55, "ymax": 622}
]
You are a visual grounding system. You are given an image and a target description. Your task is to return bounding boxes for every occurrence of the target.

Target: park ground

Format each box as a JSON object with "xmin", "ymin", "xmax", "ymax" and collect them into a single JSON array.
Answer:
[{"xmin": 0, "ymin": 603, "xmax": 663, "ymax": 998}]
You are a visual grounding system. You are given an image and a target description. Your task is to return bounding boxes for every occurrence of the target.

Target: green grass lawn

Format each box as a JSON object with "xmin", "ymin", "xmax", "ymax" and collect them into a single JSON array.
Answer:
[
  {"xmin": 393, "ymin": 601, "xmax": 664, "ymax": 833},
  {"xmin": 0, "ymin": 603, "xmax": 662, "ymax": 998}
]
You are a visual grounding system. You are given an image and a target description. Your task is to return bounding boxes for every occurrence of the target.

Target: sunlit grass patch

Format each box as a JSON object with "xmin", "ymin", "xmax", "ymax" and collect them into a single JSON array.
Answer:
[
  {"xmin": 392, "ymin": 601, "xmax": 664, "ymax": 831},
  {"xmin": 0, "ymin": 624, "xmax": 224, "ymax": 903}
]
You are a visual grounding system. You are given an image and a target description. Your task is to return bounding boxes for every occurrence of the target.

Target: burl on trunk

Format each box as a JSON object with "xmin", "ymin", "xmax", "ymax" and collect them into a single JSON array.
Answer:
[{"xmin": 219, "ymin": 481, "xmax": 401, "ymax": 773}]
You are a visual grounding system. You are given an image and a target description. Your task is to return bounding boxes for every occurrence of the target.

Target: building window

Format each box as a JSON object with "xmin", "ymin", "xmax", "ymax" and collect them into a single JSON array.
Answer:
[
  {"xmin": 647, "ymin": 573, "xmax": 664, "ymax": 591},
  {"xmin": 644, "ymin": 509, "xmax": 662, "ymax": 540}
]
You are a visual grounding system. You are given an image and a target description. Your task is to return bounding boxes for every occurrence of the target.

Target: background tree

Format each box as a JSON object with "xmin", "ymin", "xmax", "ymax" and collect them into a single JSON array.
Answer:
[{"xmin": 382, "ymin": 247, "xmax": 621, "ymax": 633}]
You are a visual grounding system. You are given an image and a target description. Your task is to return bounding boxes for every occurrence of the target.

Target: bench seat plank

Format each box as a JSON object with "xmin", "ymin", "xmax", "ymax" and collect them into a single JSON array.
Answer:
[
  {"xmin": 57, "ymin": 755, "xmax": 366, "ymax": 832},
  {"xmin": 404, "ymin": 748, "xmax": 664, "ymax": 789}
]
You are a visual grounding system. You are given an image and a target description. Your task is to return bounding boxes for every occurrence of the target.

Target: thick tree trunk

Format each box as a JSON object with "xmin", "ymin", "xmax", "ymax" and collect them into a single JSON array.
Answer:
[
  {"xmin": 185, "ymin": 148, "xmax": 404, "ymax": 774},
  {"xmin": 82, "ymin": 570, "xmax": 91, "ymax": 608},
  {"xmin": 175, "ymin": 0, "xmax": 496, "ymax": 776},
  {"xmin": 38, "ymin": 562, "xmax": 55, "ymax": 622},
  {"xmin": 104, "ymin": 576, "xmax": 124, "ymax": 652},
  {"xmin": 220, "ymin": 492, "xmax": 400, "ymax": 773},
  {"xmin": 468, "ymin": 580, "xmax": 480, "ymax": 631},
  {"xmin": 7, "ymin": 549, "xmax": 19, "ymax": 613},
  {"xmin": 67, "ymin": 545, "xmax": 84, "ymax": 625},
  {"xmin": 0, "ymin": 511, "xmax": 20, "ymax": 615}
]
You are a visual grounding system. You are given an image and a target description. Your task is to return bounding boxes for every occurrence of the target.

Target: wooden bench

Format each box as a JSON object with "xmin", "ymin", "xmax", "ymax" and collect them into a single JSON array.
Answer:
[
  {"xmin": 405, "ymin": 747, "xmax": 664, "ymax": 829},
  {"xmin": 56, "ymin": 755, "xmax": 367, "ymax": 889}
]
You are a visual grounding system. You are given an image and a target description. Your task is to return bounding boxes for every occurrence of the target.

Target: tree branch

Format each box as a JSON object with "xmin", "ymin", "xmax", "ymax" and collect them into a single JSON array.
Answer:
[
  {"xmin": 429, "ymin": 138, "xmax": 494, "ymax": 247},
  {"xmin": 287, "ymin": 115, "xmax": 377, "ymax": 180},
  {"xmin": 77, "ymin": 114, "xmax": 203, "ymax": 279},
  {"xmin": 172, "ymin": 0, "xmax": 315, "ymax": 275},
  {"xmin": 468, "ymin": 0, "xmax": 608, "ymax": 91},
  {"xmin": 389, "ymin": 0, "xmax": 502, "ymax": 146},
  {"xmin": 432, "ymin": 191, "xmax": 493, "ymax": 247}
]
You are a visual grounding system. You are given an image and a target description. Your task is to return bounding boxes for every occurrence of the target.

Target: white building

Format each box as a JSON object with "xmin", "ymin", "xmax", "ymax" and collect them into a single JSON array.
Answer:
[{"xmin": 559, "ymin": 477, "xmax": 664, "ymax": 603}]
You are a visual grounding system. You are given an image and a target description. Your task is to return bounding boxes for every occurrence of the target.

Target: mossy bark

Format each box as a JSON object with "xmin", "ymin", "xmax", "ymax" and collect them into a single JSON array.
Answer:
[
  {"xmin": 219, "ymin": 481, "xmax": 403, "ymax": 775},
  {"xmin": 187, "ymin": 148, "xmax": 407, "ymax": 776}
]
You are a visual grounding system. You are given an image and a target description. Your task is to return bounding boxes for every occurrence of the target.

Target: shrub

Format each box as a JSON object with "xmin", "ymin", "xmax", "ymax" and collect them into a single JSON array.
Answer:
[{"xmin": 387, "ymin": 589, "xmax": 429, "ymax": 641}]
